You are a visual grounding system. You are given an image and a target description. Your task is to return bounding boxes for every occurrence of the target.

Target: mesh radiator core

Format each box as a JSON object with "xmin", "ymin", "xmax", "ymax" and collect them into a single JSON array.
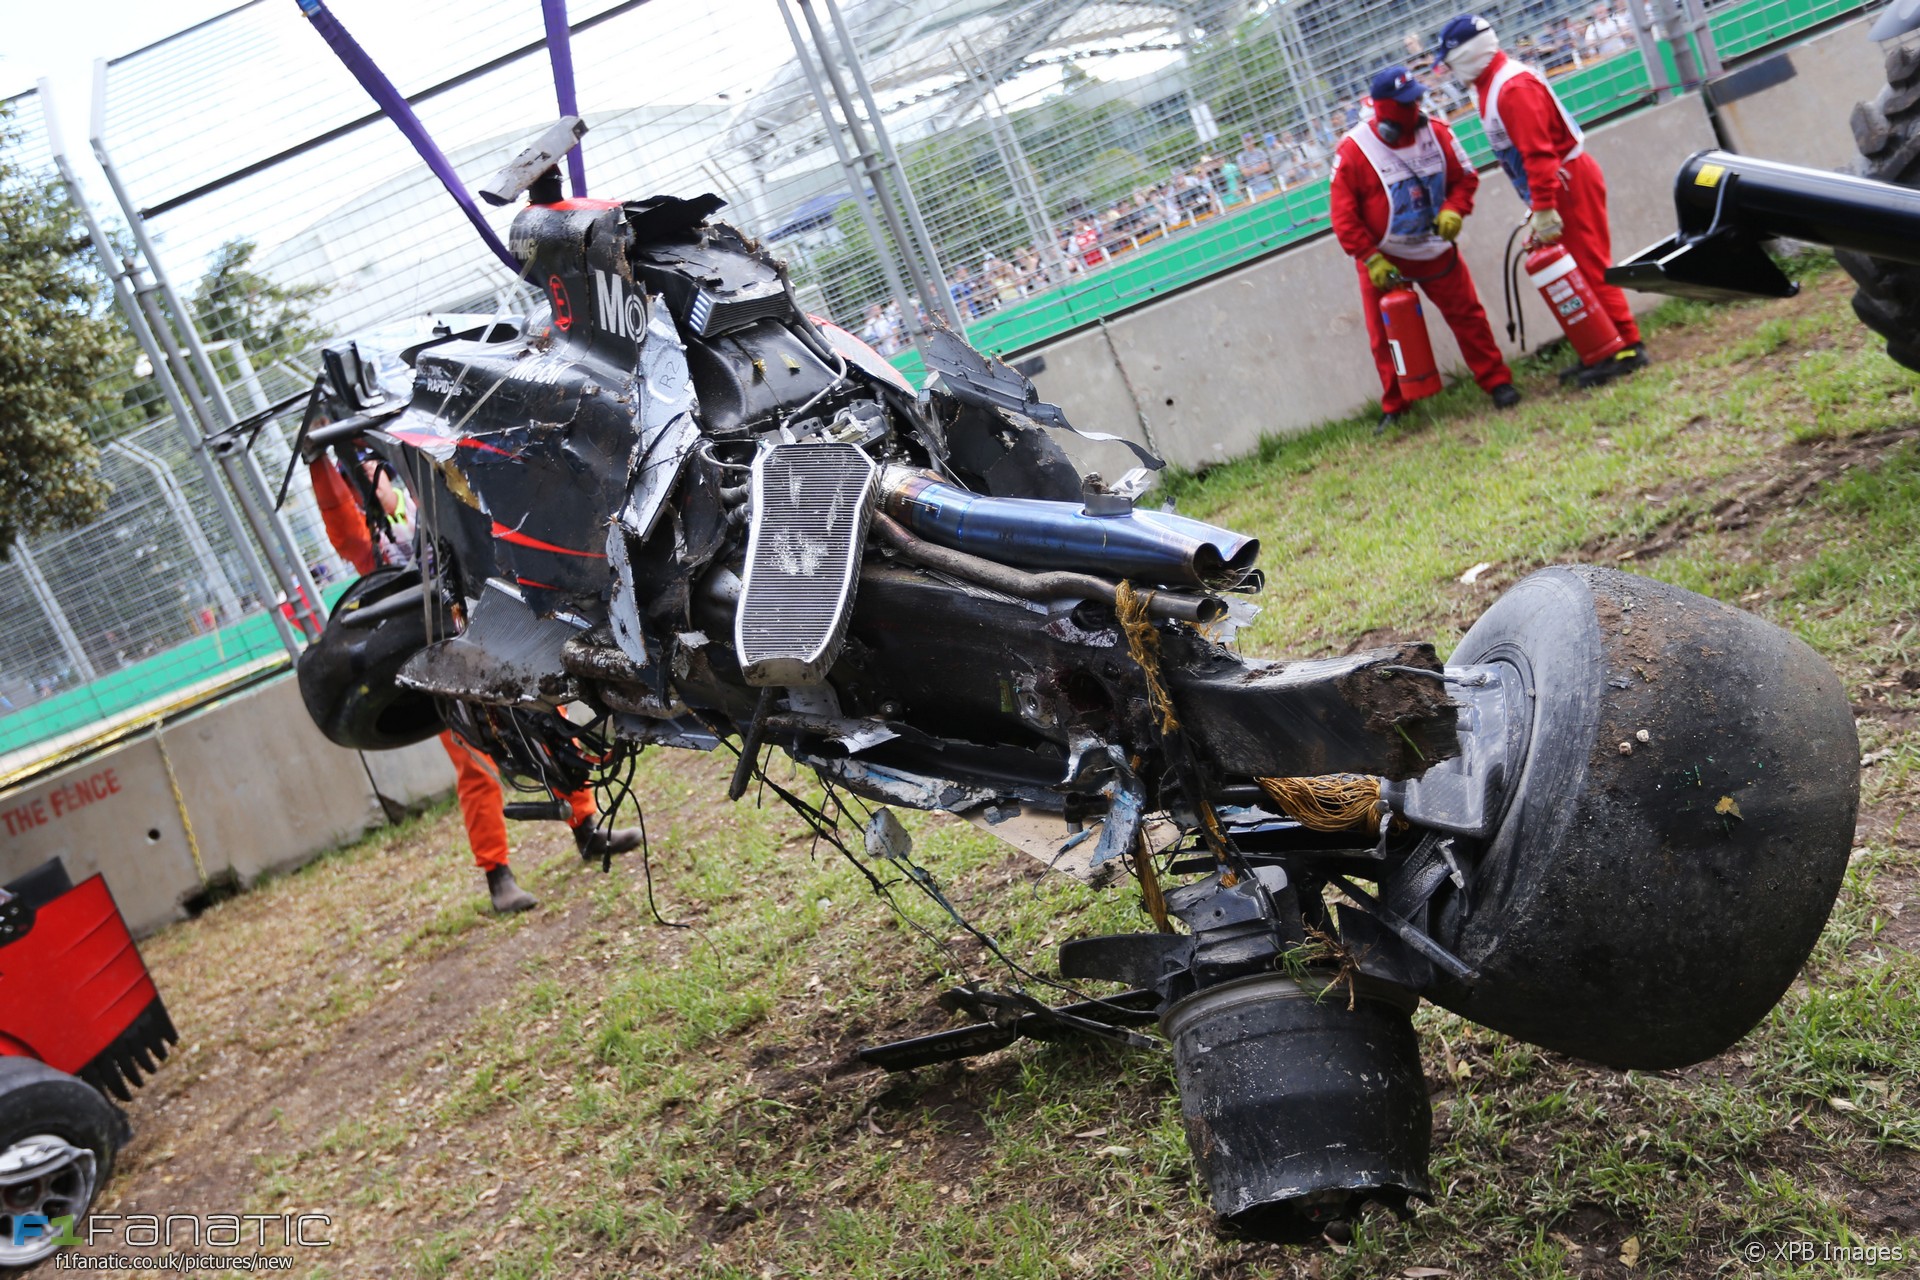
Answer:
[{"xmin": 735, "ymin": 441, "xmax": 878, "ymax": 687}]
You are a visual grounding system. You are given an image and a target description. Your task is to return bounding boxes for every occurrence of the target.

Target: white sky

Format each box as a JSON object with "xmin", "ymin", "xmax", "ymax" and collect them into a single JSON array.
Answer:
[
  {"xmin": 0, "ymin": 0, "xmax": 238, "ymax": 120},
  {"xmin": 0, "ymin": 0, "xmax": 792, "ymax": 155}
]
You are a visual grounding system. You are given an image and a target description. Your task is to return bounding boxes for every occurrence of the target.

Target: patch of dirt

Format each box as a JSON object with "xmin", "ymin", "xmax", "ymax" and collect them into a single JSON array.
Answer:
[
  {"xmin": 103, "ymin": 866, "xmax": 603, "ymax": 1226},
  {"xmin": 1581, "ymin": 425, "xmax": 1920, "ymax": 565},
  {"xmin": 1847, "ymin": 1153, "xmax": 1920, "ymax": 1234},
  {"xmin": 1547, "ymin": 1201, "xmax": 1641, "ymax": 1278}
]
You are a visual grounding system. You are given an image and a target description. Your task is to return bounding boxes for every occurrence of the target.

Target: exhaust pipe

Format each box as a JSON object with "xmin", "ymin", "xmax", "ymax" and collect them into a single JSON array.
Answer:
[
  {"xmin": 870, "ymin": 513, "xmax": 1227, "ymax": 624},
  {"xmin": 881, "ymin": 469, "xmax": 1258, "ymax": 588}
]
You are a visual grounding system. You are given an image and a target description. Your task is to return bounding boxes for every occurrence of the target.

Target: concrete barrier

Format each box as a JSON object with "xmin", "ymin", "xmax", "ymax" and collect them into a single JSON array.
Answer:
[
  {"xmin": 1711, "ymin": 12, "xmax": 1887, "ymax": 172},
  {"xmin": 0, "ymin": 676, "xmax": 455, "ymax": 936},
  {"xmin": 1028, "ymin": 93, "xmax": 1721, "ymax": 471}
]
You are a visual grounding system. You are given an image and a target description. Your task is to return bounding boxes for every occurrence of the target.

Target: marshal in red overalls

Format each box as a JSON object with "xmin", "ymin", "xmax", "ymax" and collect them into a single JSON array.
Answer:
[
  {"xmin": 1435, "ymin": 12, "xmax": 1649, "ymax": 386},
  {"xmin": 1330, "ymin": 65, "xmax": 1517, "ymax": 428}
]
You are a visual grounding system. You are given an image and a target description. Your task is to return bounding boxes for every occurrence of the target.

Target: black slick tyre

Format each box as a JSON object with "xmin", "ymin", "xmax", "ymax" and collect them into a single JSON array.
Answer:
[
  {"xmin": 295, "ymin": 567, "xmax": 442, "ymax": 751},
  {"xmin": 0, "ymin": 1058, "xmax": 124, "ymax": 1269},
  {"xmin": 1839, "ymin": 43, "xmax": 1920, "ymax": 371},
  {"xmin": 1424, "ymin": 567, "xmax": 1858, "ymax": 1069}
]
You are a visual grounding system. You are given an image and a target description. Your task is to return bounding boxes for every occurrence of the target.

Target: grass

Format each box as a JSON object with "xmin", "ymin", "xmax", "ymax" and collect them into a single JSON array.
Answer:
[{"xmin": 112, "ymin": 259, "xmax": 1919, "ymax": 1279}]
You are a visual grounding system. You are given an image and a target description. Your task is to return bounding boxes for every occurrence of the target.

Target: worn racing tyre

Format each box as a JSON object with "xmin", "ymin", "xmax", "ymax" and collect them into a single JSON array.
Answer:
[
  {"xmin": 296, "ymin": 567, "xmax": 442, "ymax": 751},
  {"xmin": 0, "ymin": 1058, "xmax": 124, "ymax": 1269},
  {"xmin": 1838, "ymin": 43, "xmax": 1920, "ymax": 371},
  {"xmin": 1423, "ymin": 567, "xmax": 1859, "ymax": 1069}
]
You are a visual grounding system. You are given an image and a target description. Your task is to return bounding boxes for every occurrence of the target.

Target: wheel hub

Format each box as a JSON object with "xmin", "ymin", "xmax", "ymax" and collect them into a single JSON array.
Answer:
[{"xmin": 0, "ymin": 1134, "xmax": 96, "ymax": 1266}]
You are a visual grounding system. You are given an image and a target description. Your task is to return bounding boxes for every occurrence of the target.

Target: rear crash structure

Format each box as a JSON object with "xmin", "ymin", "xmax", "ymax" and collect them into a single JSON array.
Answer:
[{"xmin": 290, "ymin": 127, "xmax": 1860, "ymax": 1243}]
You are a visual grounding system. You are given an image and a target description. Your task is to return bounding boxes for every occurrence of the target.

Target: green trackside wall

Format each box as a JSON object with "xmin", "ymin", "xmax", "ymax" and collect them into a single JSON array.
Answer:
[
  {"xmin": 0, "ymin": 583, "xmax": 349, "ymax": 763},
  {"xmin": 890, "ymin": 0, "xmax": 1873, "ymax": 384}
]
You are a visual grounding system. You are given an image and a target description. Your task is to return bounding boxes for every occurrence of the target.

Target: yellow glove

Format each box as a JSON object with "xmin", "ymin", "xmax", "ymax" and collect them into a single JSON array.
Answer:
[
  {"xmin": 1527, "ymin": 207, "xmax": 1564, "ymax": 243},
  {"xmin": 1434, "ymin": 208, "xmax": 1464, "ymax": 241},
  {"xmin": 1364, "ymin": 252, "xmax": 1400, "ymax": 289}
]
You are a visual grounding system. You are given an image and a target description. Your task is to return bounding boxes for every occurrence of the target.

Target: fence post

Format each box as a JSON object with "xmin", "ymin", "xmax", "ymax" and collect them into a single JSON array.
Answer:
[
  {"xmin": 1650, "ymin": 0, "xmax": 1706, "ymax": 90},
  {"xmin": 11, "ymin": 540, "xmax": 99, "ymax": 684},
  {"xmin": 776, "ymin": 0, "xmax": 932, "ymax": 359},
  {"xmin": 1677, "ymin": 0, "xmax": 1724, "ymax": 80},
  {"xmin": 86, "ymin": 61, "xmax": 325, "ymax": 642},
  {"xmin": 39, "ymin": 81, "xmax": 304, "ymax": 661},
  {"xmin": 953, "ymin": 32, "xmax": 1073, "ymax": 289},
  {"xmin": 1630, "ymin": 1, "xmax": 1678, "ymax": 102},
  {"xmin": 816, "ymin": 0, "xmax": 963, "ymax": 333}
]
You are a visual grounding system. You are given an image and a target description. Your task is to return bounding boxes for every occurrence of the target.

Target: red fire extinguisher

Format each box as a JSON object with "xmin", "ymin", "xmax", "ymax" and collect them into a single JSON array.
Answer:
[
  {"xmin": 1524, "ymin": 241, "xmax": 1625, "ymax": 366},
  {"xmin": 1379, "ymin": 284, "xmax": 1442, "ymax": 403}
]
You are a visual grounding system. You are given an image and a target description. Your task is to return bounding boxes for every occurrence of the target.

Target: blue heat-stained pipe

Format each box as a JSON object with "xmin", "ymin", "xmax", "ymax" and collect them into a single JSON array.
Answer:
[
  {"xmin": 881, "ymin": 471, "xmax": 1260, "ymax": 588},
  {"xmin": 542, "ymin": 0, "xmax": 587, "ymax": 198},
  {"xmin": 294, "ymin": 0, "xmax": 521, "ymax": 274}
]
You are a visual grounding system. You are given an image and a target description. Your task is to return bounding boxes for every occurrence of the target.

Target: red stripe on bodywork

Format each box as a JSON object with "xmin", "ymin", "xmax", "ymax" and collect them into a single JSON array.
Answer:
[
  {"xmin": 537, "ymin": 199, "xmax": 623, "ymax": 210},
  {"xmin": 388, "ymin": 428, "xmax": 515, "ymax": 459},
  {"xmin": 491, "ymin": 522, "xmax": 606, "ymax": 558}
]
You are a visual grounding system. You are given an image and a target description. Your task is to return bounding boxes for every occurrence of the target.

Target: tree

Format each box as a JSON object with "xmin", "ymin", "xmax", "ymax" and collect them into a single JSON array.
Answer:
[
  {"xmin": 1187, "ymin": 13, "xmax": 1307, "ymax": 138},
  {"xmin": 814, "ymin": 201, "xmax": 887, "ymax": 324},
  {"xmin": 191, "ymin": 238, "xmax": 326, "ymax": 363},
  {"xmin": 0, "ymin": 106, "xmax": 123, "ymax": 553}
]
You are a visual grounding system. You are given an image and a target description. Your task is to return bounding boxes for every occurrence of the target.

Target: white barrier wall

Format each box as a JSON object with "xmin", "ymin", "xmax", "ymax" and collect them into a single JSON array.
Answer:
[{"xmin": 0, "ymin": 678, "xmax": 454, "ymax": 936}]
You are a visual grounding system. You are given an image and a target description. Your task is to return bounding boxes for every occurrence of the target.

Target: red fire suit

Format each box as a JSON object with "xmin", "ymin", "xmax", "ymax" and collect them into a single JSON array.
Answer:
[
  {"xmin": 1472, "ymin": 51, "xmax": 1641, "ymax": 348},
  {"xmin": 1330, "ymin": 114, "xmax": 1513, "ymax": 414},
  {"xmin": 309, "ymin": 458, "xmax": 598, "ymax": 871}
]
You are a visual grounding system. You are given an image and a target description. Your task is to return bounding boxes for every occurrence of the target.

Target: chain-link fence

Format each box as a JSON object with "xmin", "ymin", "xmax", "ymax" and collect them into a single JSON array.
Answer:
[
  {"xmin": 0, "ymin": 398, "xmax": 345, "ymax": 768},
  {"xmin": 0, "ymin": 0, "xmax": 1882, "ymax": 769},
  {"xmin": 762, "ymin": 0, "xmax": 1879, "ymax": 376}
]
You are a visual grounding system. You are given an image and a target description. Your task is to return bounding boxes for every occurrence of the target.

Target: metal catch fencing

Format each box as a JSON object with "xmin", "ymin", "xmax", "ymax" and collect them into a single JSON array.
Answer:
[
  {"xmin": 0, "ymin": 0, "xmax": 1884, "ymax": 769},
  {"xmin": 0, "ymin": 391, "xmax": 343, "ymax": 770},
  {"xmin": 765, "ymin": 0, "xmax": 1878, "ymax": 378}
]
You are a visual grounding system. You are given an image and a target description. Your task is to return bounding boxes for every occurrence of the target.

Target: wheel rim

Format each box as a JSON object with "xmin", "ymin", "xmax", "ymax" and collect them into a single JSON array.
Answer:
[{"xmin": 0, "ymin": 1134, "xmax": 97, "ymax": 1266}]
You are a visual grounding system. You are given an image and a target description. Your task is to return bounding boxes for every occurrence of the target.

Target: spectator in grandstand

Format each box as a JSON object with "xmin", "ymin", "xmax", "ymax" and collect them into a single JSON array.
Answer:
[
  {"xmin": 1214, "ymin": 153, "xmax": 1243, "ymax": 205},
  {"xmin": 1072, "ymin": 219, "xmax": 1105, "ymax": 267},
  {"xmin": 983, "ymin": 254, "xmax": 1021, "ymax": 308},
  {"xmin": 1436, "ymin": 12, "xmax": 1647, "ymax": 385},
  {"xmin": 1236, "ymin": 133, "xmax": 1276, "ymax": 196},
  {"xmin": 1539, "ymin": 17, "xmax": 1584, "ymax": 72},
  {"xmin": 1330, "ymin": 64, "xmax": 1519, "ymax": 432},
  {"xmin": 1175, "ymin": 169, "xmax": 1216, "ymax": 218},
  {"xmin": 860, "ymin": 302, "xmax": 899, "ymax": 355},
  {"xmin": 949, "ymin": 263, "xmax": 984, "ymax": 318},
  {"xmin": 1584, "ymin": 3, "xmax": 1633, "ymax": 56},
  {"xmin": 1403, "ymin": 31, "xmax": 1434, "ymax": 74},
  {"xmin": 1015, "ymin": 247, "xmax": 1046, "ymax": 292},
  {"xmin": 1286, "ymin": 130, "xmax": 1329, "ymax": 186}
]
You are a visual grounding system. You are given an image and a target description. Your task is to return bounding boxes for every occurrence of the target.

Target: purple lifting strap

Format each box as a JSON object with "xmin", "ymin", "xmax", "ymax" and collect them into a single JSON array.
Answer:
[
  {"xmin": 295, "ymin": 0, "xmax": 522, "ymax": 273},
  {"xmin": 542, "ymin": 0, "xmax": 588, "ymax": 198}
]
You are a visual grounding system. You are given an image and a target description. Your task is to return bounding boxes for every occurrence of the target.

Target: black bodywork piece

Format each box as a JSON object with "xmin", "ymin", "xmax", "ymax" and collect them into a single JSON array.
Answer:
[
  {"xmin": 292, "ymin": 173, "xmax": 1859, "ymax": 1244},
  {"xmin": 1609, "ymin": 148, "xmax": 1920, "ymax": 301}
]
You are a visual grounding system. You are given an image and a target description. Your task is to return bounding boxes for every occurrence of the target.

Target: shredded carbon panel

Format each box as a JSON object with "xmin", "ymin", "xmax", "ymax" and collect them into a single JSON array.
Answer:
[{"xmin": 736, "ymin": 442, "xmax": 877, "ymax": 686}]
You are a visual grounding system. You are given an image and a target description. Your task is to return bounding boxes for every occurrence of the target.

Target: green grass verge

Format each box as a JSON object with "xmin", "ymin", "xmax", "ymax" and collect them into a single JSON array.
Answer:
[{"xmin": 125, "ymin": 260, "xmax": 1918, "ymax": 1279}]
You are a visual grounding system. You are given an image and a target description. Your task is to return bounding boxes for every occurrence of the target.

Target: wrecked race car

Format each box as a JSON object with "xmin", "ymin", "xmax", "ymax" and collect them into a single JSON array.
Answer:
[{"xmin": 289, "ymin": 137, "xmax": 1859, "ymax": 1243}]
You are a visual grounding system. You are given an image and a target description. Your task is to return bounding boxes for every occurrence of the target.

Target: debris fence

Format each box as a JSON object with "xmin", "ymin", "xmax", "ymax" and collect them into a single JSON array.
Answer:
[{"xmin": 0, "ymin": 0, "xmax": 1881, "ymax": 766}]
